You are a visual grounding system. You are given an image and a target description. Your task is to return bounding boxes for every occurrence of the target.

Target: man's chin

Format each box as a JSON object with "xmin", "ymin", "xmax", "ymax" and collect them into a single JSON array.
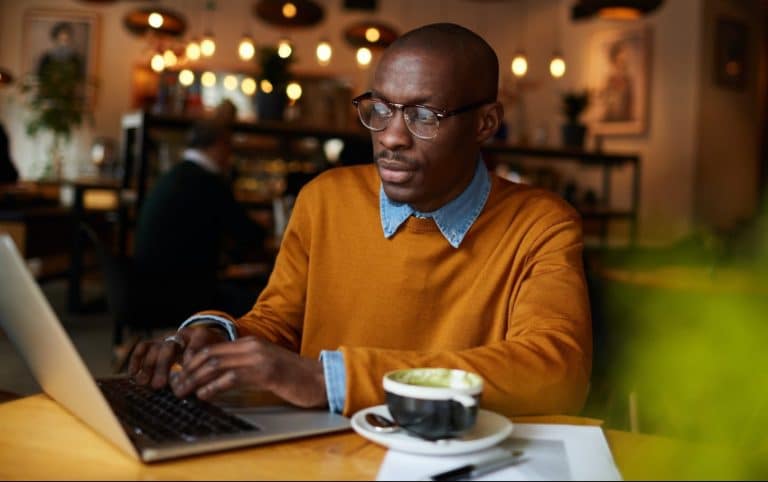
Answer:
[{"xmin": 381, "ymin": 183, "xmax": 417, "ymax": 205}]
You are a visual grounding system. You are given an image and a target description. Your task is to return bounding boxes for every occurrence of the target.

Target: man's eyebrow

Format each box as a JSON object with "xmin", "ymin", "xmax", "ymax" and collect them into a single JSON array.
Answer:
[{"xmin": 369, "ymin": 91, "xmax": 436, "ymax": 107}]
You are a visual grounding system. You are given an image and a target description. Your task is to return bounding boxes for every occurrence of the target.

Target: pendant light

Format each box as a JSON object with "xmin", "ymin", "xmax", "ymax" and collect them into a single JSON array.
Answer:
[
  {"xmin": 277, "ymin": 39, "xmax": 294, "ymax": 59},
  {"xmin": 200, "ymin": 33, "xmax": 216, "ymax": 57},
  {"xmin": 571, "ymin": 0, "xmax": 664, "ymax": 21},
  {"xmin": 356, "ymin": 47, "xmax": 373, "ymax": 68},
  {"xmin": 510, "ymin": 1, "xmax": 528, "ymax": 79},
  {"xmin": 238, "ymin": 35, "xmax": 256, "ymax": 61},
  {"xmin": 186, "ymin": 38, "xmax": 201, "ymax": 61},
  {"xmin": 548, "ymin": 4, "xmax": 566, "ymax": 79},
  {"xmin": 549, "ymin": 52, "xmax": 566, "ymax": 78},
  {"xmin": 511, "ymin": 51, "xmax": 528, "ymax": 78},
  {"xmin": 254, "ymin": 0, "xmax": 325, "ymax": 28},
  {"xmin": 316, "ymin": 39, "xmax": 332, "ymax": 66},
  {"xmin": 123, "ymin": 8, "xmax": 187, "ymax": 37},
  {"xmin": 199, "ymin": 0, "xmax": 217, "ymax": 58}
]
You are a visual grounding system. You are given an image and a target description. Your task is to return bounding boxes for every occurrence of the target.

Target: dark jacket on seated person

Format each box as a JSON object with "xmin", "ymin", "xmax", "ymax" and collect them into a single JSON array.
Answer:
[{"xmin": 133, "ymin": 147, "xmax": 266, "ymax": 320}]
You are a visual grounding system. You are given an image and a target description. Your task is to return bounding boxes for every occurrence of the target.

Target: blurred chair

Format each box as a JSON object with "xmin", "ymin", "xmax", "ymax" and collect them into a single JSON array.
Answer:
[{"xmin": 78, "ymin": 223, "xmax": 178, "ymax": 370}]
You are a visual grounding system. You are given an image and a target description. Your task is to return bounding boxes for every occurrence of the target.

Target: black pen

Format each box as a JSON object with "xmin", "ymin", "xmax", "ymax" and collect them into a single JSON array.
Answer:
[{"xmin": 429, "ymin": 450, "xmax": 525, "ymax": 481}]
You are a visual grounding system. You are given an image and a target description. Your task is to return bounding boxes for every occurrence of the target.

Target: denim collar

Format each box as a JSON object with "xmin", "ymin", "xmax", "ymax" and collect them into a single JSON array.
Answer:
[{"xmin": 380, "ymin": 158, "xmax": 490, "ymax": 248}]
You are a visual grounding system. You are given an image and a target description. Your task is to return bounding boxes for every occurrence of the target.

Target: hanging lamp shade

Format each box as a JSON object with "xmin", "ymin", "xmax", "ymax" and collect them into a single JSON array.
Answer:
[
  {"xmin": 344, "ymin": 21, "xmax": 398, "ymax": 49},
  {"xmin": 254, "ymin": 0, "xmax": 324, "ymax": 28},
  {"xmin": 123, "ymin": 8, "xmax": 187, "ymax": 37},
  {"xmin": 571, "ymin": 0, "xmax": 664, "ymax": 21},
  {"xmin": 0, "ymin": 68, "xmax": 14, "ymax": 85}
]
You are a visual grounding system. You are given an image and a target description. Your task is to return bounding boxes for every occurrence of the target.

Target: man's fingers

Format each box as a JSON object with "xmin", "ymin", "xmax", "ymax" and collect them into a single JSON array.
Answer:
[
  {"xmin": 182, "ymin": 326, "xmax": 228, "ymax": 364},
  {"xmin": 196, "ymin": 370, "xmax": 238, "ymax": 400},
  {"xmin": 136, "ymin": 343, "xmax": 160, "ymax": 385},
  {"xmin": 127, "ymin": 340, "xmax": 151, "ymax": 377},
  {"xmin": 173, "ymin": 351, "xmax": 259, "ymax": 397},
  {"xmin": 150, "ymin": 339, "xmax": 182, "ymax": 389},
  {"xmin": 184, "ymin": 337, "xmax": 259, "ymax": 372}
]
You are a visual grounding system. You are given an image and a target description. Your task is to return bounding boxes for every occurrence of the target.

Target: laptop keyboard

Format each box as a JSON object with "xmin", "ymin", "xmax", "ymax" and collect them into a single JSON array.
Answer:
[{"xmin": 97, "ymin": 378, "xmax": 260, "ymax": 445}]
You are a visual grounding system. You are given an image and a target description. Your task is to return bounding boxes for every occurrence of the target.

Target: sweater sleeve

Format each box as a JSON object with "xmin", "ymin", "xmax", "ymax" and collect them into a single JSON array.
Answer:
[{"xmin": 339, "ymin": 211, "xmax": 592, "ymax": 418}]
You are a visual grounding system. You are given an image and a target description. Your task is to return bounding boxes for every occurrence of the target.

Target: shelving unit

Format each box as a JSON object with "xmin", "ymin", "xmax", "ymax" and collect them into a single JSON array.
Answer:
[
  {"xmin": 482, "ymin": 143, "xmax": 641, "ymax": 246},
  {"xmin": 118, "ymin": 110, "xmax": 641, "ymax": 253}
]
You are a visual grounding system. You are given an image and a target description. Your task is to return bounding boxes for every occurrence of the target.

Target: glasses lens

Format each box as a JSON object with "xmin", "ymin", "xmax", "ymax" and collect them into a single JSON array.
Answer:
[
  {"xmin": 404, "ymin": 106, "xmax": 439, "ymax": 139},
  {"xmin": 357, "ymin": 98, "xmax": 391, "ymax": 131}
]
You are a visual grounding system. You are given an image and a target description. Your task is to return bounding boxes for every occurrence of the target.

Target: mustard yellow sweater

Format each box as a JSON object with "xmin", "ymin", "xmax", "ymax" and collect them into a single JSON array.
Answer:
[{"xmin": 232, "ymin": 164, "xmax": 591, "ymax": 417}]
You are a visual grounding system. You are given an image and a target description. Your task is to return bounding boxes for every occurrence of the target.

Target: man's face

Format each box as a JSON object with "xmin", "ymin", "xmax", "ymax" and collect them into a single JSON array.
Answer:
[
  {"xmin": 55, "ymin": 30, "xmax": 72, "ymax": 47},
  {"xmin": 370, "ymin": 49, "xmax": 480, "ymax": 212}
]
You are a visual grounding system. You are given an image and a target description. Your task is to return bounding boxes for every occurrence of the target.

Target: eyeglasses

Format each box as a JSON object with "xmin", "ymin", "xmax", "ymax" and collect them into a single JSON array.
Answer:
[{"xmin": 352, "ymin": 92, "xmax": 494, "ymax": 140}]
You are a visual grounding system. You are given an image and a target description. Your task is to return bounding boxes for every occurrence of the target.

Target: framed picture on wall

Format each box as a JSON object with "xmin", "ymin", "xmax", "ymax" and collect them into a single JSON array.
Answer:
[
  {"xmin": 588, "ymin": 26, "xmax": 651, "ymax": 136},
  {"xmin": 22, "ymin": 9, "xmax": 101, "ymax": 107},
  {"xmin": 714, "ymin": 16, "xmax": 748, "ymax": 91}
]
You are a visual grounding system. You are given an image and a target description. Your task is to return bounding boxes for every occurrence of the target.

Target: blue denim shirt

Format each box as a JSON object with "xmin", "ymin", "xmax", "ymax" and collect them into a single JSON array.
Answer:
[
  {"xmin": 321, "ymin": 158, "xmax": 491, "ymax": 413},
  {"xmin": 182, "ymin": 160, "xmax": 491, "ymax": 414}
]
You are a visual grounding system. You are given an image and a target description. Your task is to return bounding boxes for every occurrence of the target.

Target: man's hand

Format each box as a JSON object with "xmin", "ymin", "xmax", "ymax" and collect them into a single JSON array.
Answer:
[
  {"xmin": 128, "ymin": 325, "xmax": 228, "ymax": 389},
  {"xmin": 169, "ymin": 336, "xmax": 328, "ymax": 409}
]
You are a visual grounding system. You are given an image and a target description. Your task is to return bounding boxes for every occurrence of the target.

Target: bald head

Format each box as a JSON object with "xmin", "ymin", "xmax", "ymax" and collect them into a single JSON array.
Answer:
[{"xmin": 381, "ymin": 23, "xmax": 499, "ymax": 103}]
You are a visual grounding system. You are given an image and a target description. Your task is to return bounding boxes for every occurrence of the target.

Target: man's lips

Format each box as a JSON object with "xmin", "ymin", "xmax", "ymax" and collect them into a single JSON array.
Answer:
[{"xmin": 377, "ymin": 160, "xmax": 416, "ymax": 184}]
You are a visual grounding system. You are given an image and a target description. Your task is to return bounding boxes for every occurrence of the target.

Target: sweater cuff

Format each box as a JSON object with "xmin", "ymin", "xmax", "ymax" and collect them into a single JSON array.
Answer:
[
  {"xmin": 319, "ymin": 350, "xmax": 346, "ymax": 414},
  {"xmin": 178, "ymin": 314, "xmax": 238, "ymax": 341}
]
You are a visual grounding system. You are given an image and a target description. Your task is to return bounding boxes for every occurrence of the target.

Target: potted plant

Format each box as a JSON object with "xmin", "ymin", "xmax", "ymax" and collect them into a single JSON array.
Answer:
[
  {"xmin": 561, "ymin": 89, "xmax": 589, "ymax": 149},
  {"xmin": 256, "ymin": 46, "xmax": 294, "ymax": 121},
  {"xmin": 21, "ymin": 46, "xmax": 90, "ymax": 178}
]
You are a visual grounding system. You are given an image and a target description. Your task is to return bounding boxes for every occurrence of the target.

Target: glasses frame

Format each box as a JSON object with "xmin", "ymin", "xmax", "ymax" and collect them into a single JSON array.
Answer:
[{"xmin": 352, "ymin": 91, "xmax": 495, "ymax": 140}]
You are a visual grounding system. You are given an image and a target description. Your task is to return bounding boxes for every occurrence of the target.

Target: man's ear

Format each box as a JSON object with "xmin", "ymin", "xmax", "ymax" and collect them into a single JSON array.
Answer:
[{"xmin": 475, "ymin": 102, "xmax": 504, "ymax": 144}]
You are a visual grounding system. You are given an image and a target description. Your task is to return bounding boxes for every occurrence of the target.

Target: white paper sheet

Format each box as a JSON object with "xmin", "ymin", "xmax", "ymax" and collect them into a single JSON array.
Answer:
[{"xmin": 376, "ymin": 424, "xmax": 623, "ymax": 481}]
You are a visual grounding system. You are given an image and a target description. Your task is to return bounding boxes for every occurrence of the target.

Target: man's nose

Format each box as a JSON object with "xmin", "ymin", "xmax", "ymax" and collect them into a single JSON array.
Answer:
[{"xmin": 376, "ymin": 108, "xmax": 412, "ymax": 151}]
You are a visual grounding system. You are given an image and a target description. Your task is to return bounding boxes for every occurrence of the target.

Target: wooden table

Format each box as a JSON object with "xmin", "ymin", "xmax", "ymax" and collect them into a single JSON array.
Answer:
[{"xmin": 2, "ymin": 394, "xmax": 759, "ymax": 480}]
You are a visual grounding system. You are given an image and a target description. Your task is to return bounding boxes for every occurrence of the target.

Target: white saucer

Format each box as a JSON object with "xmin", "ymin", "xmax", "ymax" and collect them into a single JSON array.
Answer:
[{"xmin": 351, "ymin": 405, "xmax": 513, "ymax": 456}]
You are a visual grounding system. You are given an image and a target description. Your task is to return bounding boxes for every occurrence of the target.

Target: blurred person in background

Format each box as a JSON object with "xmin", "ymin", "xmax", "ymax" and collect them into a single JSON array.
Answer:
[{"xmin": 133, "ymin": 100, "xmax": 267, "ymax": 323}]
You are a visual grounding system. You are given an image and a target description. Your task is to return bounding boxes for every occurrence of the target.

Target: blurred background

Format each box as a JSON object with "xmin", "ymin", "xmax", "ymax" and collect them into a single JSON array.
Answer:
[{"xmin": 1, "ymin": 0, "xmax": 767, "ymax": 477}]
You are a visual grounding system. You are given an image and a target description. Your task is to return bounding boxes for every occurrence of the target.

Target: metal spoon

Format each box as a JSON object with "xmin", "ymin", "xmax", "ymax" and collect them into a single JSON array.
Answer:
[{"xmin": 366, "ymin": 412, "xmax": 406, "ymax": 433}]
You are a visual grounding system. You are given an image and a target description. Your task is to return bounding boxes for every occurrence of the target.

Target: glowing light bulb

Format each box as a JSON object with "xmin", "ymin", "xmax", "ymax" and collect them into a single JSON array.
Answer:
[
  {"xmin": 282, "ymin": 2, "xmax": 297, "ymax": 18},
  {"xmin": 277, "ymin": 40, "xmax": 292, "ymax": 59},
  {"xmin": 365, "ymin": 27, "xmax": 380, "ymax": 43},
  {"xmin": 356, "ymin": 47, "xmax": 372, "ymax": 68},
  {"xmin": 150, "ymin": 53, "xmax": 165, "ymax": 72},
  {"xmin": 163, "ymin": 49, "xmax": 177, "ymax": 68},
  {"xmin": 223, "ymin": 74, "xmax": 239, "ymax": 91},
  {"xmin": 241, "ymin": 77, "xmax": 257, "ymax": 96},
  {"xmin": 511, "ymin": 53, "xmax": 528, "ymax": 78},
  {"xmin": 186, "ymin": 40, "xmax": 201, "ymax": 61},
  {"xmin": 260, "ymin": 79, "xmax": 274, "ymax": 94},
  {"xmin": 201, "ymin": 71, "xmax": 216, "ymax": 87},
  {"xmin": 316, "ymin": 41, "xmax": 332, "ymax": 65},
  {"xmin": 238, "ymin": 36, "xmax": 255, "ymax": 61},
  {"xmin": 549, "ymin": 54, "xmax": 566, "ymax": 79},
  {"xmin": 148, "ymin": 12, "xmax": 164, "ymax": 29},
  {"xmin": 179, "ymin": 69, "xmax": 195, "ymax": 86},
  {"xmin": 286, "ymin": 82, "xmax": 302, "ymax": 101},
  {"xmin": 200, "ymin": 35, "xmax": 216, "ymax": 57}
]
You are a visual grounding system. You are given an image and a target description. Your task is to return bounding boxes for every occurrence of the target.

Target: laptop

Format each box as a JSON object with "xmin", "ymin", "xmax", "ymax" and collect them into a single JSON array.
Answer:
[{"xmin": 0, "ymin": 234, "xmax": 349, "ymax": 462}]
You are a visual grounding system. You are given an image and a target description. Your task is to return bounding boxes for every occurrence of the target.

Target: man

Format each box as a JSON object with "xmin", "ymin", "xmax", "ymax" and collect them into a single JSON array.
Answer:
[
  {"xmin": 129, "ymin": 23, "xmax": 591, "ymax": 418},
  {"xmin": 132, "ymin": 104, "xmax": 267, "ymax": 322}
]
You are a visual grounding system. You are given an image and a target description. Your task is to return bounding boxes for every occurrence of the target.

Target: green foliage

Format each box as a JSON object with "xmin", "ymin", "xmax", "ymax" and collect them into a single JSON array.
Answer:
[
  {"xmin": 562, "ymin": 90, "xmax": 589, "ymax": 124},
  {"xmin": 257, "ymin": 46, "xmax": 294, "ymax": 86},
  {"xmin": 21, "ymin": 57, "xmax": 86, "ymax": 141}
]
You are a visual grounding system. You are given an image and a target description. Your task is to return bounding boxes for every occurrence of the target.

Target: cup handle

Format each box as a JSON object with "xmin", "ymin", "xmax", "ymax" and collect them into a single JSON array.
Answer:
[{"xmin": 451, "ymin": 394, "xmax": 477, "ymax": 408}]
